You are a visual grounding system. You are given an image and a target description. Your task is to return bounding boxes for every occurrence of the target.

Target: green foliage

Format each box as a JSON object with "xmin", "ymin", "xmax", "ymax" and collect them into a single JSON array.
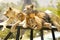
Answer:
[
  {"xmin": 57, "ymin": 2, "xmax": 60, "ymax": 16},
  {"xmin": 37, "ymin": 7, "xmax": 57, "ymax": 14},
  {"xmin": 18, "ymin": 5, "xmax": 23, "ymax": 10},
  {"xmin": 0, "ymin": 28, "xmax": 10, "ymax": 39},
  {"xmin": 0, "ymin": 28, "xmax": 17, "ymax": 39}
]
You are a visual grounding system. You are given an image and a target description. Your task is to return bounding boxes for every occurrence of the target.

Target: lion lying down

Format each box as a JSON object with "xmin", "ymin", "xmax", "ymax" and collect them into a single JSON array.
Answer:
[
  {"xmin": 24, "ymin": 5, "xmax": 52, "ymax": 29},
  {"xmin": 24, "ymin": 4, "xmax": 60, "ymax": 31},
  {"xmin": 2, "ymin": 7, "xmax": 26, "ymax": 32},
  {"xmin": 1, "ymin": 7, "xmax": 52, "ymax": 33}
]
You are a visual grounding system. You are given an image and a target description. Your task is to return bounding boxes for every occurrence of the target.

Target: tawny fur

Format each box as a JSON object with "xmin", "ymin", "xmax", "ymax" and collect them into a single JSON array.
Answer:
[
  {"xmin": 3, "ymin": 7, "xmax": 26, "ymax": 32},
  {"xmin": 24, "ymin": 5, "xmax": 60, "ymax": 31},
  {"xmin": 2, "ymin": 5, "xmax": 60, "ymax": 32}
]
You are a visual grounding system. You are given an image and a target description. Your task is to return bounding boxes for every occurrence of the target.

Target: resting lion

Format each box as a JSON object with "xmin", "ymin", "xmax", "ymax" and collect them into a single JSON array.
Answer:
[
  {"xmin": 23, "ymin": 5, "xmax": 51, "ymax": 29},
  {"xmin": 2, "ymin": 7, "xmax": 27, "ymax": 32},
  {"xmin": 24, "ymin": 4, "xmax": 60, "ymax": 31}
]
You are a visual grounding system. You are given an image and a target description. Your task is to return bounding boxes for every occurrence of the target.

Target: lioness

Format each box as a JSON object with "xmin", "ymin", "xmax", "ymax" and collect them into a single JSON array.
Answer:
[{"xmin": 24, "ymin": 4, "xmax": 60, "ymax": 31}]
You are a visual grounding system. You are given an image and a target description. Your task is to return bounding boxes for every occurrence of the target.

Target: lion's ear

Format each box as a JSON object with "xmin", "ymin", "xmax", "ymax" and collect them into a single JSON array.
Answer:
[
  {"xmin": 9, "ymin": 7, "xmax": 12, "ymax": 10},
  {"xmin": 30, "ymin": 4, "xmax": 34, "ymax": 9}
]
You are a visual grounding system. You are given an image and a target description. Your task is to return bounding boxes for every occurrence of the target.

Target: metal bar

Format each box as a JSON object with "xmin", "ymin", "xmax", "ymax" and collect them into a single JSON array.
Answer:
[
  {"xmin": 0, "ymin": 25, "xmax": 57, "ymax": 40},
  {"xmin": 30, "ymin": 29, "xmax": 33, "ymax": 40},
  {"xmin": 0, "ymin": 25, "xmax": 58, "ymax": 30},
  {"xmin": 4, "ymin": 32, "xmax": 12, "ymax": 40},
  {"xmin": 40, "ymin": 29, "xmax": 44, "ymax": 40},
  {"xmin": 16, "ymin": 26, "xmax": 20, "ymax": 40},
  {"xmin": 51, "ymin": 29, "xmax": 56, "ymax": 40}
]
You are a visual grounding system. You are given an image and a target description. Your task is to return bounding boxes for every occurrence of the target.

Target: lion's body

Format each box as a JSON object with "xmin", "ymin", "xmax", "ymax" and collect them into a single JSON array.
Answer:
[{"xmin": 24, "ymin": 4, "xmax": 60, "ymax": 31}]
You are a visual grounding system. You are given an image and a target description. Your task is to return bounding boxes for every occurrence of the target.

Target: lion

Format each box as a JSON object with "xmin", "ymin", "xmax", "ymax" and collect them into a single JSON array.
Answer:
[
  {"xmin": 2, "ymin": 7, "xmax": 27, "ymax": 32},
  {"xmin": 2, "ymin": 7, "xmax": 28, "ymax": 39},
  {"xmin": 24, "ymin": 4, "xmax": 60, "ymax": 31},
  {"xmin": 23, "ymin": 5, "xmax": 52, "ymax": 29}
]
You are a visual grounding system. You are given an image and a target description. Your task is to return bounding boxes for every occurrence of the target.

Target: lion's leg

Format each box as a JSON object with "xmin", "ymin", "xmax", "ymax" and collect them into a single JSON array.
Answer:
[
  {"xmin": 2, "ymin": 23, "xmax": 7, "ymax": 31},
  {"xmin": 19, "ymin": 19, "xmax": 27, "ymax": 28},
  {"xmin": 11, "ymin": 20, "xmax": 26, "ymax": 39},
  {"xmin": 43, "ymin": 22, "xmax": 51, "ymax": 29},
  {"xmin": 52, "ymin": 21, "xmax": 60, "ymax": 31},
  {"xmin": 2, "ymin": 17, "xmax": 14, "ymax": 31},
  {"xmin": 19, "ymin": 19, "xmax": 27, "ymax": 39},
  {"xmin": 34, "ymin": 16, "xmax": 42, "ymax": 30},
  {"xmin": 10, "ymin": 21, "xmax": 20, "ymax": 33}
]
